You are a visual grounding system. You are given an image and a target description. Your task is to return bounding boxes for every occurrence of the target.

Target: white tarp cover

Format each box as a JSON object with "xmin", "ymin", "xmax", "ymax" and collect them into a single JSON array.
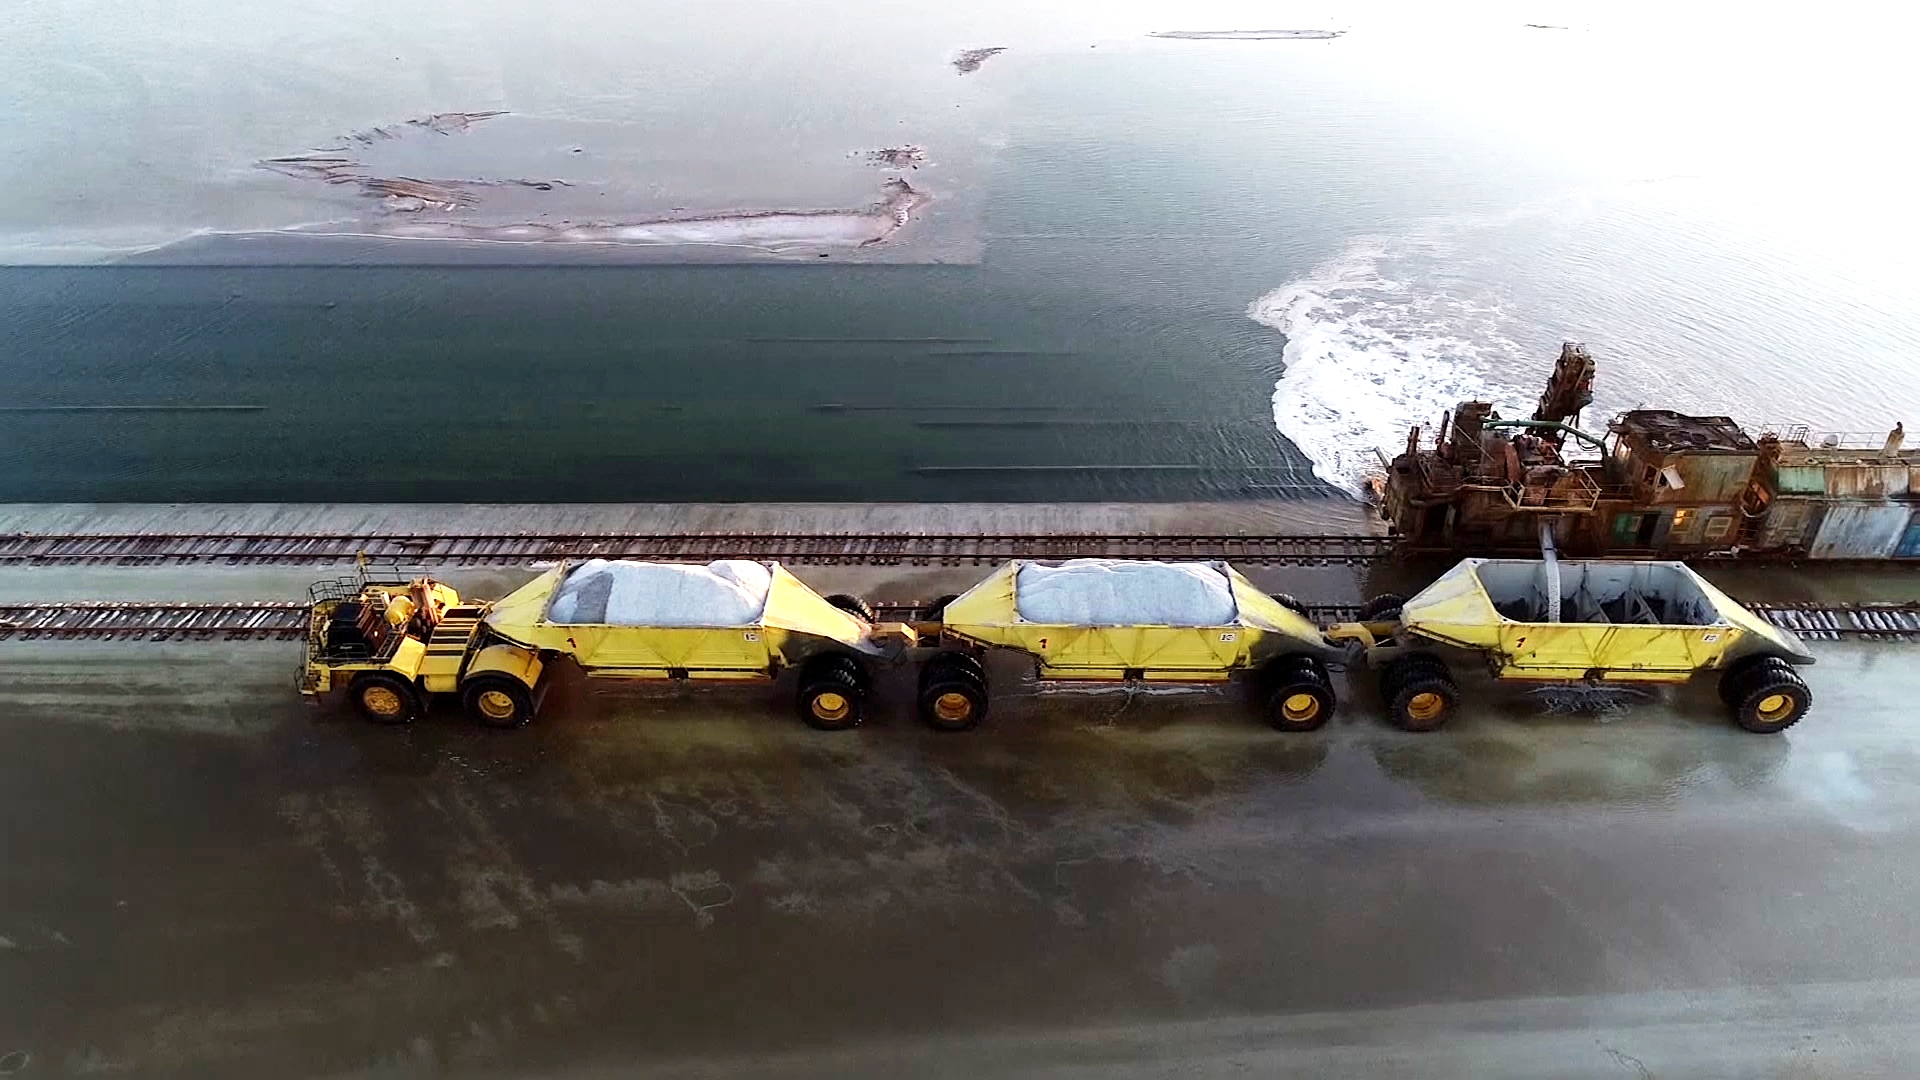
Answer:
[
  {"xmin": 546, "ymin": 559, "xmax": 773, "ymax": 626},
  {"xmin": 1014, "ymin": 560, "xmax": 1236, "ymax": 627}
]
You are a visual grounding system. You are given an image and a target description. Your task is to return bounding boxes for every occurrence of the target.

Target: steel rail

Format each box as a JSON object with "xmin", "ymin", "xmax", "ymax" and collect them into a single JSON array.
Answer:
[
  {"xmin": 0, "ymin": 532, "xmax": 1397, "ymax": 567},
  {"xmin": 0, "ymin": 602, "xmax": 312, "ymax": 641},
  {"xmin": 3, "ymin": 600, "xmax": 1917, "ymax": 643}
]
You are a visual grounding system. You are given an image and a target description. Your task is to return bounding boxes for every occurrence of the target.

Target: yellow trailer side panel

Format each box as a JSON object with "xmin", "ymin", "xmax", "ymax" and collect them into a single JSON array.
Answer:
[
  {"xmin": 548, "ymin": 625, "xmax": 771, "ymax": 672},
  {"xmin": 1493, "ymin": 623, "xmax": 1749, "ymax": 681}
]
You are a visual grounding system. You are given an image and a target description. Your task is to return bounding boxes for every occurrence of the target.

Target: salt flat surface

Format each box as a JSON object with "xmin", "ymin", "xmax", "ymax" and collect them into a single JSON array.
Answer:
[
  {"xmin": 1015, "ymin": 560, "xmax": 1235, "ymax": 626},
  {"xmin": 545, "ymin": 559, "xmax": 772, "ymax": 626}
]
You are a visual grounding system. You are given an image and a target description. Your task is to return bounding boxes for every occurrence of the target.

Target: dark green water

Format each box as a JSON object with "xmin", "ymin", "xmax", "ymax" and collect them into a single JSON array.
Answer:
[{"xmin": 0, "ymin": 263, "xmax": 1322, "ymax": 502}]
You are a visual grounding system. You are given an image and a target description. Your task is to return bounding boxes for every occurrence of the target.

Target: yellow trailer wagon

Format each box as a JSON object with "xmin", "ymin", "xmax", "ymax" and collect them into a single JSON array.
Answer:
[
  {"xmin": 922, "ymin": 559, "xmax": 1346, "ymax": 732},
  {"xmin": 1327, "ymin": 559, "xmax": 1817, "ymax": 733}
]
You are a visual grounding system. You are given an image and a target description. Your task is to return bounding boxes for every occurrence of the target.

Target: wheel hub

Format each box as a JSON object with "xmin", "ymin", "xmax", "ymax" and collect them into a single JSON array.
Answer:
[
  {"xmin": 477, "ymin": 689, "xmax": 517, "ymax": 720},
  {"xmin": 933, "ymin": 692, "xmax": 973, "ymax": 722},
  {"xmin": 813, "ymin": 691, "xmax": 850, "ymax": 721},
  {"xmin": 362, "ymin": 686, "xmax": 403, "ymax": 717},
  {"xmin": 1406, "ymin": 691, "xmax": 1444, "ymax": 721},
  {"xmin": 1281, "ymin": 692, "xmax": 1320, "ymax": 722}
]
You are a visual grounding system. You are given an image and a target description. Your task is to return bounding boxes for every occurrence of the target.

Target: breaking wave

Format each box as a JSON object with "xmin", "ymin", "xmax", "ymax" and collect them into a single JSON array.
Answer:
[{"xmin": 1248, "ymin": 234, "xmax": 1539, "ymax": 494}]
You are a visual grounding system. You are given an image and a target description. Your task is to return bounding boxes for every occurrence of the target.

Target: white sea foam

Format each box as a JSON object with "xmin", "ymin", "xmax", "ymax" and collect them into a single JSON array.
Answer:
[{"xmin": 1248, "ymin": 234, "xmax": 1537, "ymax": 494}]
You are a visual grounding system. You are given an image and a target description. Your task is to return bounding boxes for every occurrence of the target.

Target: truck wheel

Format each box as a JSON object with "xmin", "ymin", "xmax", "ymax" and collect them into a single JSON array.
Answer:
[
  {"xmin": 350, "ymin": 671, "xmax": 421, "ymax": 725},
  {"xmin": 1359, "ymin": 593, "xmax": 1407, "ymax": 622},
  {"xmin": 925, "ymin": 594, "xmax": 960, "ymax": 621},
  {"xmin": 1379, "ymin": 653, "xmax": 1448, "ymax": 703},
  {"xmin": 1270, "ymin": 593, "xmax": 1310, "ymax": 617},
  {"xmin": 921, "ymin": 650, "xmax": 986, "ymax": 685},
  {"xmin": 918, "ymin": 671, "xmax": 989, "ymax": 732},
  {"xmin": 824, "ymin": 593, "xmax": 876, "ymax": 623},
  {"xmin": 462, "ymin": 674, "xmax": 536, "ymax": 730},
  {"xmin": 1718, "ymin": 655, "xmax": 1792, "ymax": 706},
  {"xmin": 1267, "ymin": 674, "xmax": 1334, "ymax": 732},
  {"xmin": 1731, "ymin": 668, "xmax": 1811, "ymax": 734},
  {"xmin": 797, "ymin": 660, "xmax": 866, "ymax": 731},
  {"xmin": 1388, "ymin": 671, "xmax": 1457, "ymax": 732},
  {"xmin": 1265, "ymin": 654, "xmax": 1332, "ymax": 684}
]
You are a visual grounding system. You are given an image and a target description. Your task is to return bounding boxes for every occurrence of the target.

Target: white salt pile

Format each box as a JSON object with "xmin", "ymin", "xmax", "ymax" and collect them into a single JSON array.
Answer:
[
  {"xmin": 1014, "ymin": 560, "xmax": 1237, "ymax": 626},
  {"xmin": 546, "ymin": 559, "xmax": 773, "ymax": 626}
]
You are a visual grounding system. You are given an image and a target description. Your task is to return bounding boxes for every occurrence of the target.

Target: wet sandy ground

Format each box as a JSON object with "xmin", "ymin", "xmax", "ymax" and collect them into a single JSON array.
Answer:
[{"xmin": 4, "ymin": 622, "xmax": 1920, "ymax": 1076}]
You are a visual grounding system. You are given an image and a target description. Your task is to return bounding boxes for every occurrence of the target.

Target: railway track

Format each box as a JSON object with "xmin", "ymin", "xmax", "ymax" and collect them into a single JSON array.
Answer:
[
  {"xmin": 4, "ymin": 600, "xmax": 1918, "ymax": 643},
  {"xmin": 0, "ymin": 532, "xmax": 1396, "ymax": 567},
  {"xmin": 0, "ymin": 602, "xmax": 313, "ymax": 641}
]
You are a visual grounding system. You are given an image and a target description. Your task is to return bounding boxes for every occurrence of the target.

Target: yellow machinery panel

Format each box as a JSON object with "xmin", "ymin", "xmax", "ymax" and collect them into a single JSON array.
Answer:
[
  {"xmin": 1399, "ymin": 558, "xmax": 1814, "ymax": 681},
  {"xmin": 939, "ymin": 560, "xmax": 1333, "ymax": 678},
  {"xmin": 466, "ymin": 642, "xmax": 545, "ymax": 689}
]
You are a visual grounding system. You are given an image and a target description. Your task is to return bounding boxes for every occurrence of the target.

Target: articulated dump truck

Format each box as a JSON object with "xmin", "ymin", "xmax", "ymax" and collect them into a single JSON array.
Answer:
[{"xmin": 303, "ymin": 556, "xmax": 1816, "ymax": 734}]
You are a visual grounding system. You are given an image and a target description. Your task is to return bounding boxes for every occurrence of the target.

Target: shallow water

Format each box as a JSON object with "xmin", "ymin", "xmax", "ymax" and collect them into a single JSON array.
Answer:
[{"xmin": 2, "ymin": 1, "xmax": 1916, "ymax": 501}]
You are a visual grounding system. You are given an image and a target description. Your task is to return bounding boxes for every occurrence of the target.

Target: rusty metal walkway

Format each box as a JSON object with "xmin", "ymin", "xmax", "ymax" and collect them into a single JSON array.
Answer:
[
  {"xmin": 0, "ymin": 532, "xmax": 1397, "ymax": 567},
  {"xmin": 4, "ymin": 599, "xmax": 1918, "ymax": 643}
]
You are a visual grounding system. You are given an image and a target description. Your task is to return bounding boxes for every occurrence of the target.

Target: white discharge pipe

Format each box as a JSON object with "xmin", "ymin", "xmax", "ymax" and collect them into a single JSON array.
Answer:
[{"xmin": 1540, "ymin": 521, "xmax": 1562, "ymax": 623}]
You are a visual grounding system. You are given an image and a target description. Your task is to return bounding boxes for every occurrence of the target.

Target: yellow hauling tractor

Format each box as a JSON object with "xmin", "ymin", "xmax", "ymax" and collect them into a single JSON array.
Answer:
[
  {"xmin": 300, "ymin": 560, "xmax": 914, "ymax": 729},
  {"xmin": 1326, "ymin": 558, "xmax": 1818, "ymax": 733}
]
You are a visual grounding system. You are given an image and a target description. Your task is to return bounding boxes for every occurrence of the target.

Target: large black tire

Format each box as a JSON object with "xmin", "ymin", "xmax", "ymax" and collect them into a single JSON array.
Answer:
[
  {"xmin": 1379, "ymin": 653, "xmax": 1449, "ymax": 702},
  {"xmin": 1383, "ymin": 658, "xmax": 1457, "ymax": 732},
  {"xmin": 349, "ymin": 671, "xmax": 422, "ymax": 725},
  {"xmin": 1262, "ymin": 653, "xmax": 1332, "ymax": 688},
  {"xmin": 1718, "ymin": 654, "xmax": 1793, "ymax": 706},
  {"xmin": 921, "ymin": 650, "xmax": 986, "ymax": 685},
  {"xmin": 462, "ymin": 674, "xmax": 537, "ymax": 730},
  {"xmin": 1359, "ymin": 593, "xmax": 1408, "ymax": 622},
  {"xmin": 925, "ymin": 593, "xmax": 961, "ymax": 621},
  {"xmin": 918, "ymin": 669, "xmax": 990, "ymax": 732},
  {"xmin": 824, "ymin": 593, "xmax": 876, "ymax": 624},
  {"xmin": 1730, "ymin": 667, "xmax": 1812, "ymax": 734},
  {"xmin": 797, "ymin": 659, "xmax": 866, "ymax": 731},
  {"xmin": 1270, "ymin": 593, "xmax": 1311, "ymax": 618},
  {"xmin": 1267, "ymin": 675, "xmax": 1335, "ymax": 733}
]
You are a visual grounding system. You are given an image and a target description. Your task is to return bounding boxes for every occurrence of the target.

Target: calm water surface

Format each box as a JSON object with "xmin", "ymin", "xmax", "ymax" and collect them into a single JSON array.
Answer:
[{"xmin": 3, "ymin": 1, "xmax": 1916, "ymax": 501}]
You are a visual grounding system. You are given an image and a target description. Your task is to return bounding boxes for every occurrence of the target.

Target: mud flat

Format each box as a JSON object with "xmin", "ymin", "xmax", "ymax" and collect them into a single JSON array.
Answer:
[
  {"xmin": 296, "ymin": 177, "xmax": 929, "ymax": 253},
  {"xmin": 952, "ymin": 47, "xmax": 1006, "ymax": 74},
  {"xmin": 250, "ymin": 109, "xmax": 933, "ymax": 254}
]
